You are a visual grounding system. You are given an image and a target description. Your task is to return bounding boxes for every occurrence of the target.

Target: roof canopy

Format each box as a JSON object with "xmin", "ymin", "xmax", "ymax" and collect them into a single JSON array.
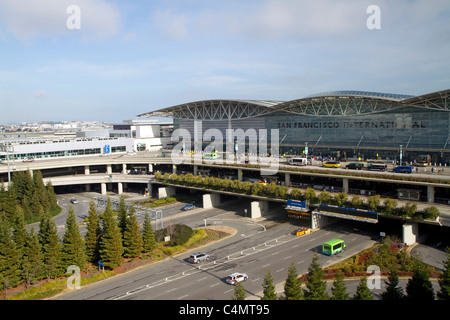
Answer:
[{"xmin": 139, "ymin": 89, "xmax": 450, "ymax": 120}]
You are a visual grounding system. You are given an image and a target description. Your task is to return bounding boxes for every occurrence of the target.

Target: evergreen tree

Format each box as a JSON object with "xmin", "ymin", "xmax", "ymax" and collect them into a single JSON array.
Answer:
[
  {"xmin": 305, "ymin": 254, "xmax": 328, "ymax": 300},
  {"xmin": 438, "ymin": 247, "xmax": 450, "ymax": 300},
  {"xmin": 117, "ymin": 196, "xmax": 127, "ymax": 237},
  {"xmin": 142, "ymin": 212, "xmax": 156, "ymax": 254},
  {"xmin": 381, "ymin": 269, "xmax": 405, "ymax": 301},
  {"xmin": 61, "ymin": 207, "xmax": 87, "ymax": 271},
  {"xmin": 406, "ymin": 266, "xmax": 435, "ymax": 300},
  {"xmin": 331, "ymin": 271, "xmax": 349, "ymax": 300},
  {"xmin": 45, "ymin": 181, "xmax": 58, "ymax": 211},
  {"xmin": 38, "ymin": 213, "xmax": 62, "ymax": 279},
  {"xmin": 353, "ymin": 276, "xmax": 373, "ymax": 300},
  {"xmin": 100, "ymin": 198, "xmax": 124, "ymax": 269},
  {"xmin": 0, "ymin": 184, "xmax": 18, "ymax": 223},
  {"xmin": 0, "ymin": 216, "xmax": 22, "ymax": 291},
  {"xmin": 284, "ymin": 262, "xmax": 303, "ymax": 300},
  {"xmin": 123, "ymin": 206, "xmax": 143, "ymax": 259},
  {"xmin": 12, "ymin": 206, "xmax": 27, "ymax": 262},
  {"xmin": 262, "ymin": 269, "xmax": 277, "ymax": 300},
  {"xmin": 32, "ymin": 170, "xmax": 49, "ymax": 213},
  {"xmin": 85, "ymin": 200, "xmax": 102, "ymax": 263},
  {"xmin": 22, "ymin": 228, "xmax": 44, "ymax": 287},
  {"xmin": 232, "ymin": 282, "xmax": 246, "ymax": 300}
]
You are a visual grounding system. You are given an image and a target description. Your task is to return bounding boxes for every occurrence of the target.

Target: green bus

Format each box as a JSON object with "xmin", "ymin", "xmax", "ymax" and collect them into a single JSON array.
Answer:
[
  {"xmin": 322, "ymin": 239, "xmax": 346, "ymax": 256},
  {"xmin": 202, "ymin": 152, "xmax": 218, "ymax": 160}
]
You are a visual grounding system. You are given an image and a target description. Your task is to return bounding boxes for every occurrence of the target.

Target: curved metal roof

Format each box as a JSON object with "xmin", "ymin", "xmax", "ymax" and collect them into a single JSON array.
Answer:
[
  {"xmin": 139, "ymin": 89, "xmax": 450, "ymax": 120},
  {"xmin": 138, "ymin": 99, "xmax": 285, "ymax": 120},
  {"xmin": 305, "ymin": 90, "xmax": 415, "ymax": 101}
]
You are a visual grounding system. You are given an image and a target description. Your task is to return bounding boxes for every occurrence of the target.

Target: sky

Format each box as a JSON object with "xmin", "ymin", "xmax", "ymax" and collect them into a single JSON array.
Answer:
[{"xmin": 0, "ymin": 0, "xmax": 449, "ymax": 124}]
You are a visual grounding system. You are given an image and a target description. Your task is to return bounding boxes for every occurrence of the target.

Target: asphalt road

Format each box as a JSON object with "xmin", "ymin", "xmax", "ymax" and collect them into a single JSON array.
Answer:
[{"xmin": 56, "ymin": 209, "xmax": 377, "ymax": 300}]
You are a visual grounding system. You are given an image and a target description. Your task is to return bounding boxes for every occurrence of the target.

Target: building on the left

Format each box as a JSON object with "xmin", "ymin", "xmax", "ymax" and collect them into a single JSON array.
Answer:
[{"xmin": 0, "ymin": 119, "xmax": 173, "ymax": 162}]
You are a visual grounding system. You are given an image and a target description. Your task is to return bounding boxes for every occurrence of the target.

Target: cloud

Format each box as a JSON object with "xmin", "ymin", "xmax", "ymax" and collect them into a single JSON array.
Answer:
[
  {"xmin": 0, "ymin": 0, "xmax": 121, "ymax": 41},
  {"xmin": 153, "ymin": 9, "xmax": 189, "ymax": 41},
  {"xmin": 31, "ymin": 90, "xmax": 48, "ymax": 99}
]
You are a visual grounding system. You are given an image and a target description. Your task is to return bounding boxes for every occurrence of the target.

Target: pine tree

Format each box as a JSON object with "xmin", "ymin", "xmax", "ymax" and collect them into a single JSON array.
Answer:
[
  {"xmin": 406, "ymin": 266, "xmax": 435, "ymax": 300},
  {"xmin": 12, "ymin": 206, "xmax": 27, "ymax": 262},
  {"xmin": 262, "ymin": 269, "xmax": 277, "ymax": 300},
  {"xmin": 117, "ymin": 196, "xmax": 127, "ymax": 237},
  {"xmin": 32, "ymin": 170, "xmax": 49, "ymax": 214},
  {"xmin": 331, "ymin": 271, "xmax": 349, "ymax": 300},
  {"xmin": 38, "ymin": 213, "xmax": 62, "ymax": 279},
  {"xmin": 0, "ymin": 216, "xmax": 22, "ymax": 291},
  {"xmin": 142, "ymin": 212, "xmax": 156, "ymax": 254},
  {"xmin": 0, "ymin": 184, "xmax": 19, "ymax": 224},
  {"xmin": 123, "ymin": 206, "xmax": 143, "ymax": 259},
  {"xmin": 305, "ymin": 254, "xmax": 328, "ymax": 300},
  {"xmin": 22, "ymin": 228, "xmax": 44, "ymax": 287},
  {"xmin": 284, "ymin": 262, "xmax": 303, "ymax": 300},
  {"xmin": 100, "ymin": 198, "xmax": 124, "ymax": 269},
  {"xmin": 438, "ymin": 247, "xmax": 450, "ymax": 300},
  {"xmin": 353, "ymin": 276, "xmax": 373, "ymax": 300},
  {"xmin": 61, "ymin": 207, "xmax": 87, "ymax": 271},
  {"xmin": 45, "ymin": 181, "xmax": 58, "ymax": 212},
  {"xmin": 232, "ymin": 282, "xmax": 246, "ymax": 300},
  {"xmin": 381, "ymin": 269, "xmax": 405, "ymax": 300},
  {"xmin": 85, "ymin": 200, "xmax": 102, "ymax": 263}
]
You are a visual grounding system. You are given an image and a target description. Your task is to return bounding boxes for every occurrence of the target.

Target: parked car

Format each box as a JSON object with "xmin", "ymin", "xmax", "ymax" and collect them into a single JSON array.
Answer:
[
  {"xmin": 181, "ymin": 203, "xmax": 195, "ymax": 211},
  {"xmin": 368, "ymin": 163, "xmax": 387, "ymax": 171},
  {"xmin": 226, "ymin": 272, "xmax": 248, "ymax": 285},
  {"xmin": 323, "ymin": 161, "xmax": 341, "ymax": 168},
  {"xmin": 70, "ymin": 198, "xmax": 78, "ymax": 204},
  {"xmin": 345, "ymin": 162, "xmax": 364, "ymax": 170},
  {"xmin": 189, "ymin": 253, "xmax": 210, "ymax": 264},
  {"xmin": 22, "ymin": 157, "xmax": 34, "ymax": 162},
  {"xmin": 393, "ymin": 165, "xmax": 414, "ymax": 173}
]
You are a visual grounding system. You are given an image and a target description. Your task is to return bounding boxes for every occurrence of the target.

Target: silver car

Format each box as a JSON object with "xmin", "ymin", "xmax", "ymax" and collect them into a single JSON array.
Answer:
[{"xmin": 189, "ymin": 253, "xmax": 210, "ymax": 264}]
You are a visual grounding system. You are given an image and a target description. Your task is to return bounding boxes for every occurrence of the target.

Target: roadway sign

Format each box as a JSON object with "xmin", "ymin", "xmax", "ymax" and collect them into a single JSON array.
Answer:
[
  {"xmin": 287, "ymin": 199, "xmax": 307, "ymax": 209},
  {"xmin": 318, "ymin": 204, "xmax": 378, "ymax": 223}
]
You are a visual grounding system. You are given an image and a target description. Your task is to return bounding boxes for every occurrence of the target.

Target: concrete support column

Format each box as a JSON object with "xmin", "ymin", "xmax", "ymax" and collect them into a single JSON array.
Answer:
[
  {"xmin": 158, "ymin": 186, "xmax": 176, "ymax": 199},
  {"xmin": 148, "ymin": 163, "xmax": 153, "ymax": 173},
  {"xmin": 172, "ymin": 164, "xmax": 177, "ymax": 174},
  {"xmin": 117, "ymin": 182, "xmax": 123, "ymax": 195},
  {"xmin": 342, "ymin": 178, "xmax": 349, "ymax": 193},
  {"xmin": 427, "ymin": 185, "xmax": 435, "ymax": 203},
  {"xmin": 101, "ymin": 183, "xmax": 107, "ymax": 195},
  {"xmin": 147, "ymin": 181, "xmax": 153, "ymax": 198},
  {"xmin": 250, "ymin": 200, "xmax": 268, "ymax": 219},
  {"xmin": 238, "ymin": 169, "xmax": 243, "ymax": 182},
  {"xmin": 106, "ymin": 164, "xmax": 112, "ymax": 175},
  {"xmin": 86, "ymin": 184, "xmax": 91, "ymax": 192},
  {"xmin": 194, "ymin": 165, "xmax": 198, "ymax": 176},
  {"xmin": 285, "ymin": 172, "xmax": 291, "ymax": 187},
  {"xmin": 203, "ymin": 193, "xmax": 220, "ymax": 209},
  {"xmin": 122, "ymin": 164, "xmax": 127, "ymax": 174},
  {"xmin": 311, "ymin": 211, "xmax": 333, "ymax": 230},
  {"xmin": 84, "ymin": 165, "xmax": 90, "ymax": 175},
  {"xmin": 402, "ymin": 222, "xmax": 418, "ymax": 246}
]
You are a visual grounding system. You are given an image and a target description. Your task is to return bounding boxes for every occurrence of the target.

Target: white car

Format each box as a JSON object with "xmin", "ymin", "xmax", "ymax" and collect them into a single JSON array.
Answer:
[{"xmin": 226, "ymin": 272, "xmax": 248, "ymax": 285}]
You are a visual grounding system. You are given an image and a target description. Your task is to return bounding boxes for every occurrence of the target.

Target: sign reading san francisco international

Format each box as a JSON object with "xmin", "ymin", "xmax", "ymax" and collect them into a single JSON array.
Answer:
[{"xmin": 277, "ymin": 120, "xmax": 426, "ymax": 129}]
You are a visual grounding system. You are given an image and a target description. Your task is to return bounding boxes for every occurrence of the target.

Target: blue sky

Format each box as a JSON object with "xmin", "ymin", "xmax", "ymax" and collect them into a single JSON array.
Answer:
[{"xmin": 0, "ymin": 0, "xmax": 449, "ymax": 123}]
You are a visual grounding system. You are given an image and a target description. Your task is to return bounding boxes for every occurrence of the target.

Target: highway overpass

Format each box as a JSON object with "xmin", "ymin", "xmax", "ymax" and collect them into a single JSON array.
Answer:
[{"xmin": 1, "ymin": 153, "xmax": 449, "ymax": 244}]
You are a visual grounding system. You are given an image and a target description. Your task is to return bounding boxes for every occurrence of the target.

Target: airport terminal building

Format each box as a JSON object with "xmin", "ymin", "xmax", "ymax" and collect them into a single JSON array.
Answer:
[{"xmin": 140, "ymin": 88, "xmax": 450, "ymax": 164}]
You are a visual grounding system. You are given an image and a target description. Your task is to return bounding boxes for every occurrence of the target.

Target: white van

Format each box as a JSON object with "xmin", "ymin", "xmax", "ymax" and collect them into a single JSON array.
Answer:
[{"xmin": 288, "ymin": 157, "xmax": 308, "ymax": 166}]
